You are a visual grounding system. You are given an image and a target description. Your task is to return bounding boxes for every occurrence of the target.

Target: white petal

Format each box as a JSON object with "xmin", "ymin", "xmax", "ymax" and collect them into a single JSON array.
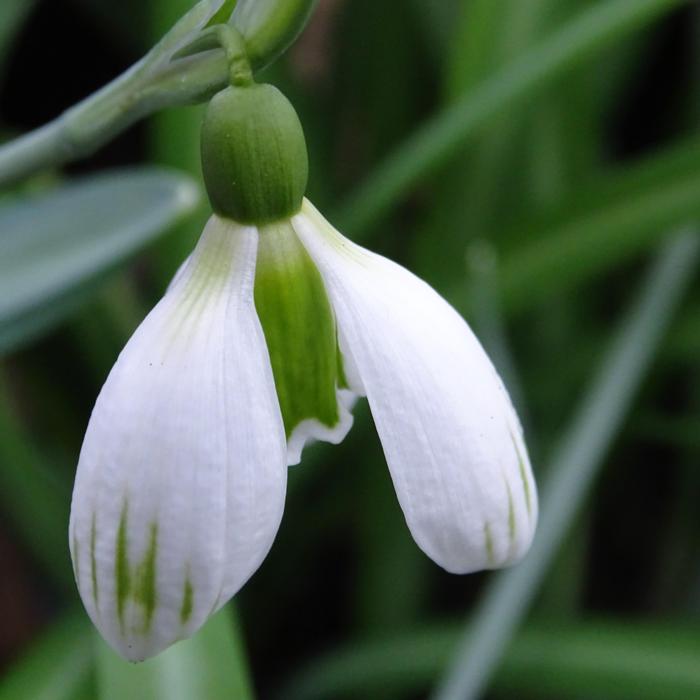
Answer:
[
  {"xmin": 293, "ymin": 200, "xmax": 537, "ymax": 574},
  {"xmin": 69, "ymin": 216, "xmax": 287, "ymax": 661},
  {"xmin": 166, "ymin": 254, "xmax": 190, "ymax": 292}
]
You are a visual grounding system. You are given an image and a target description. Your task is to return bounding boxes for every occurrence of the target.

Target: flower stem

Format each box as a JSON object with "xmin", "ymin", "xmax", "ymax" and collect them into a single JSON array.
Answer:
[
  {"xmin": 0, "ymin": 51, "xmax": 228, "ymax": 188},
  {"xmin": 0, "ymin": 0, "xmax": 320, "ymax": 189}
]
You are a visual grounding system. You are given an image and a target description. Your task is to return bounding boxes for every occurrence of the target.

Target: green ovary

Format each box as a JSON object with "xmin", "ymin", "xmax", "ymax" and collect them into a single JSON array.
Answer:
[{"xmin": 254, "ymin": 221, "xmax": 342, "ymax": 439}]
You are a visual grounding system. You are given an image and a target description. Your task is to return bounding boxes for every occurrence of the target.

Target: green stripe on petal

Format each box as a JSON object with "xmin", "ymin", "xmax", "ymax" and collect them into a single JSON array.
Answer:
[
  {"xmin": 255, "ymin": 221, "xmax": 341, "ymax": 439},
  {"xmin": 511, "ymin": 431, "xmax": 533, "ymax": 518},
  {"xmin": 507, "ymin": 482, "xmax": 516, "ymax": 547},
  {"xmin": 134, "ymin": 522, "xmax": 158, "ymax": 632},
  {"xmin": 180, "ymin": 576, "xmax": 194, "ymax": 625},
  {"xmin": 116, "ymin": 501, "xmax": 131, "ymax": 629}
]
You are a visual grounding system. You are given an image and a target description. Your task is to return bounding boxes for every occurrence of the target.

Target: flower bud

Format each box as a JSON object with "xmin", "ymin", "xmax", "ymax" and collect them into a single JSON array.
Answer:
[{"xmin": 201, "ymin": 83, "xmax": 308, "ymax": 224}]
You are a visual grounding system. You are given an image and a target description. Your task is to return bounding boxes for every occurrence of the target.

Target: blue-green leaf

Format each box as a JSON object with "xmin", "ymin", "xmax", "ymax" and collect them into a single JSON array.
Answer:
[{"xmin": 0, "ymin": 168, "xmax": 198, "ymax": 355}]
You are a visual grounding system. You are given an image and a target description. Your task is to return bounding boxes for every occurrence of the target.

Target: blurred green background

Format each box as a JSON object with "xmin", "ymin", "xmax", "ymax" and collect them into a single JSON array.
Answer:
[{"xmin": 0, "ymin": 0, "xmax": 699, "ymax": 698}]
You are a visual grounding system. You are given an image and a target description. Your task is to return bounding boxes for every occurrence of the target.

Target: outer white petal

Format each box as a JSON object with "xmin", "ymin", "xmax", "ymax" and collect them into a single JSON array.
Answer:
[
  {"xmin": 293, "ymin": 200, "xmax": 537, "ymax": 574},
  {"xmin": 69, "ymin": 216, "xmax": 287, "ymax": 661}
]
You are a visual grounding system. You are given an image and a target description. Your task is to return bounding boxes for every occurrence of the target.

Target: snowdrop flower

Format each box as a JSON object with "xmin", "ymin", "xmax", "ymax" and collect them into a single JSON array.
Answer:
[{"xmin": 70, "ymin": 80, "xmax": 537, "ymax": 662}]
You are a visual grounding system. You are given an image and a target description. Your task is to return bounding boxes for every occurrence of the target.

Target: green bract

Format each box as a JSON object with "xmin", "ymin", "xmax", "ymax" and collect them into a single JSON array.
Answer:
[
  {"xmin": 201, "ymin": 83, "xmax": 308, "ymax": 224},
  {"xmin": 233, "ymin": 0, "xmax": 318, "ymax": 71},
  {"xmin": 254, "ymin": 221, "xmax": 341, "ymax": 439}
]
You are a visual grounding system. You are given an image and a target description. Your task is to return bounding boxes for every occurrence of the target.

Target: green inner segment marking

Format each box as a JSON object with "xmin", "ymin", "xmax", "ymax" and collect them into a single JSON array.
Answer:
[
  {"xmin": 255, "ymin": 221, "xmax": 342, "ymax": 438},
  {"xmin": 336, "ymin": 338, "xmax": 349, "ymax": 390},
  {"xmin": 90, "ymin": 514, "xmax": 99, "ymax": 607},
  {"xmin": 484, "ymin": 522, "xmax": 495, "ymax": 567},
  {"xmin": 134, "ymin": 523, "xmax": 159, "ymax": 633},
  {"xmin": 511, "ymin": 432, "xmax": 533, "ymax": 517},
  {"xmin": 180, "ymin": 577, "xmax": 194, "ymax": 625},
  {"xmin": 116, "ymin": 502, "xmax": 131, "ymax": 628}
]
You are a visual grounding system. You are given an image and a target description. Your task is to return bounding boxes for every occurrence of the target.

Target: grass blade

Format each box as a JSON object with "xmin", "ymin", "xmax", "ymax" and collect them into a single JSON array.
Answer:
[
  {"xmin": 336, "ymin": 0, "xmax": 690, "ymax": 236},
  {"xmin": 0, "ymin": 0, "xmax": 38, "ymax": 77},
  {"xmin": 432, "ymin": 229, "xmax": 700, "ymax": 700},
  {"xmin": 499, "ymin": 137, "xmax": 700, "ymax": 314},
  {"xmin": 0, "ymin": 370, "xmax": 74, "ymax": 590},
  {"xmin": 284, "ymin": 618, "xmax": 700, "ymax": 700}
]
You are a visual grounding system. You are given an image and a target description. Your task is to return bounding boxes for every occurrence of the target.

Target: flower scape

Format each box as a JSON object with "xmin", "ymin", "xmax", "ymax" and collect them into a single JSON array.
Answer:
[{"xmin": 69, "ymin": 79, "xmax": 538, "ymax": 661}]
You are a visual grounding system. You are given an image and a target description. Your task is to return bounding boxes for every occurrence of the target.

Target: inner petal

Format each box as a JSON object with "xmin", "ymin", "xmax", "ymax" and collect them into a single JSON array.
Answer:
[{"xmin": 254, "ymin": 220, "xmax": 354, "ymax": 465}]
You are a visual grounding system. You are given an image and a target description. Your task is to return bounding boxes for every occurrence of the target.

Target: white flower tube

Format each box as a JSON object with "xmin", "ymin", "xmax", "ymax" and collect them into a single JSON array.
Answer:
[
  {"xmin": 293, "ymin": 200, "xmax": 537, "ymax": 574},
  {"xmin": 69, "ymin": 216, "xmax": 287, "ymax": 661}
]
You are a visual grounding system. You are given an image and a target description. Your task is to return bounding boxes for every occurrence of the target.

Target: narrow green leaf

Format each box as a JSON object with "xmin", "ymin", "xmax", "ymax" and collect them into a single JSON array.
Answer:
[
  {"xmin": 415, "ymin": 0, "xmax": 595, "ymax": 301},
  {"xmin": 0, "ymin": 168, "xmax": 198, "ymax": 355},
  {"xmin": 336, "ymin": 0, "xmax": 690, "ymax": 236},
  {"xmin": 0, "ymin": 0, "xmax": 37, "ymax": 77},
  {"xmin": 443, "ymin": 0, "xmax": 580, "ymax": 227},
  {"xmin": 0, "ymin": 277, "xmax": 106, "ymax": 358},
  {"xmin": 499, "ymin": 139, "xmax": 700, "ymax": 314},
  {"xmin": 97, "ymin": 607, "xmax": 255, "ymax": 700},
  {"xmin": 445, "ymin": 0, "xmax": 555, "ymax": 98},
  {"xmin": 0, "ymin": 614, "xmax": 93, "ymax": 700},
  {"xmin": 432, "ymin": 231, "xmax": 700, "ymax": 700},
  {"xmin": 284, "ymin": 619, "xmax": 700, "ymax": 700},
  {"xmin": 0, "ymin": 370, "xmax": 74, "ymax": 590}
]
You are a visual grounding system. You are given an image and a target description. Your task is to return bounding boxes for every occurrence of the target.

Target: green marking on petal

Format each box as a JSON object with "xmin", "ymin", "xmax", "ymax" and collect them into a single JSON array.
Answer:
[
  {"xmin": 134, "ymin": 522, "xmax": 158, "ymax": 632},
  {"xmin": 255, "ymin": 221, "xmax": 342, "ymax": 437},
  {"xmin": 484, "ymin": 522, "xmax": 496, "ymax": 567},
  {"xmin": 90, "ymin": 513, "xmax": 99, "ymax": 607},
  {"xmin": 180, "ymin": 576, "xmax": 194, "ymax": 625},
  {"xmin": 116, "ymin": 501, "xmax": 130, "ymax": 628},
  {"xmin": 507, "ymin": 482, "xmax": 516, "ymax": 546},
  {"xmin": 510, "ymin": 431, "xmax": 533, "ymax": 517}
]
